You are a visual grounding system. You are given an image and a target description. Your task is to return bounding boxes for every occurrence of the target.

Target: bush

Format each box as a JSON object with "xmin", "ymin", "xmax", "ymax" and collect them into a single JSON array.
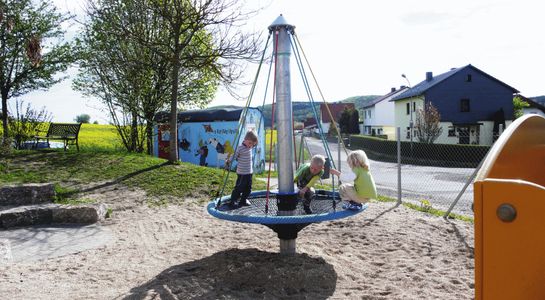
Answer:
[{"xmin": 8, "ymin": 100, "xmax": 52, "ymax": 150}]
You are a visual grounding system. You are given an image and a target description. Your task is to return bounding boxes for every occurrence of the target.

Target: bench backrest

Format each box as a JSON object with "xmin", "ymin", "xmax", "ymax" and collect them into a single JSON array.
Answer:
[{"xmin": 46, "ymin": 123, "xmax": 82, "ymax": 138}]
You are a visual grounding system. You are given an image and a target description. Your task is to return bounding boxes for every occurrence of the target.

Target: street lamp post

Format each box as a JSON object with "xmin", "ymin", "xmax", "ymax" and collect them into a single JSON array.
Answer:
[{"xmin": 401, "ymin": 74, "xmax": 413, "ymax": 157}]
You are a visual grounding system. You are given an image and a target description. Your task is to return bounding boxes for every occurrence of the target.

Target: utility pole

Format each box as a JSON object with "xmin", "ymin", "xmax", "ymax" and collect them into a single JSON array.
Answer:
[{"xmin": 402, "ymin": 74, "xmax": 413, "ymax": 157}]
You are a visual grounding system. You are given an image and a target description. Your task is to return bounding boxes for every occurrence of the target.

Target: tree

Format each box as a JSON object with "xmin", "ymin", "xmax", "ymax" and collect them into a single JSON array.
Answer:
[
  {"xmin": 75, "ymin": 0, "xmax": 246, "ymax": 155},
  {"xmin": 0, "ymin": 0, "xmax": 74, "ymax": 146},
  {"xmin": 349, "ymin": 108, "xmax": 360, "ymax": 134},
  {"xmin": 146, "ymin": 0, "xmax": 261, "ymax": 162},
  {"xmin": 513, "ymin": 95, "xmax": 530, "ymax": 119},
  {"xmin": 339, "ymin": 107, "xmax": 360, "ymax": 134},
  {"xmin": 75, "ymin": 114, "xmax": 91, "ymax": 123},
  {"xmin": 414, "ymin": 102, "xmax": 443, "ymax": 144},
  {"xmin": 338, "ymin": 107, "xmax": 350, "ymax": 134}
]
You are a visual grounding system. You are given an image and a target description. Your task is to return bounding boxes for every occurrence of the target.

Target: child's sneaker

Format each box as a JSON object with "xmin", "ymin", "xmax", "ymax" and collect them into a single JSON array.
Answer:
[
  {"xmin": 349, "ymin": 202, "xmax": 363, "ymax": 210},
  {"xmin": 343, "ymin": 201, "xmax": 363, "ymax": 211},
  {"xmin": 303, "ymin": 204, "xmax": 313, "ymax": 214},
  {"xmin": 238, "ymin": 200, "xmax": 251, "ymax": 207}
]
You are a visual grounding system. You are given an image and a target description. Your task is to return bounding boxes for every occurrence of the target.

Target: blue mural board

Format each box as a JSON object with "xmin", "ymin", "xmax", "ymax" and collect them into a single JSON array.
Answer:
[{"xmin": 154, "ymin": 108, "xmax": 265, "ymax": 173}]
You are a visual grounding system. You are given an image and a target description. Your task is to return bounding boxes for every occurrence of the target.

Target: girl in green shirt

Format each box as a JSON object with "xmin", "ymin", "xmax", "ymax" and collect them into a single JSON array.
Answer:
[{"xmin": 339, "ymin": 150, "xmax": 377, "ymax": 210}]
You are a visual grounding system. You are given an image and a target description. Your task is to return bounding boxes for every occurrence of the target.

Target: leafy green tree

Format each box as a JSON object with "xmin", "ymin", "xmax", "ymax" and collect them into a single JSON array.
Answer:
[
  {"xmin": 0, "ymin": 0, "xmax": 74, "ymax": 146},
  {"xmin": 75, "ymin": 0, "xmax": 226, "ymax": 154},
  {"xmin": 76, "ymin": 0, "xmax": 169, "ymax": 153},
  {"xmin": 75, "ymin": 114, "xmax": 91, "ymax": 123},
  {"xmin": 146, "ymin": 0, "xmax": 261, "ymax": 162},
  {"xmin": 339, "ymin": 107, "xmax": 360, "ymax": 134},
  {"xmin": 513, "ymin": 95, "xmax": 530, "ymax": 119}
]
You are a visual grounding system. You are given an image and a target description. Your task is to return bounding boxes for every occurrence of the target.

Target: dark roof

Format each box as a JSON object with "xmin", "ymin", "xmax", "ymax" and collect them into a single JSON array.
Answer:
[
  {"xmin": 391, "ymin": 64, "xmax": 519, "ymax": 101},
  {"xmin": 518, "ymin": 94, "xmax": 545, "ymax": 113},
  {"xmin": 364, "ymin": 87, "xmax": 409, "ymax": 108},
  {"xmin": 154, "ymin": 106, "xmax": 260, "ymax": 123},
  {"xmin": 320, "ymin": 103, "xmax": 355, "ymax": 123}
]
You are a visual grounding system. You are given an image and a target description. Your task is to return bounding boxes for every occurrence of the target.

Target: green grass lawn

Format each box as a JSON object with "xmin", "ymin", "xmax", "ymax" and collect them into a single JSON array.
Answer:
[
  {"xmin": 78, "ymin": 123, "xmax": 125, "ymax": 151},
  {"xmin": 1, "ymin": 122, "xmax": 267, "ymax": 204},
  {"xmin": 0, "ymin": 150, "xmax": 267, "ymax": 204}
]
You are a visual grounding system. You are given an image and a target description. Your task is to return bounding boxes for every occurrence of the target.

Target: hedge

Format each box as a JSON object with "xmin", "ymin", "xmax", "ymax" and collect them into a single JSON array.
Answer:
[{"xmin": 348, "ymin": 135, "xmax": 489, "ymax": 168}]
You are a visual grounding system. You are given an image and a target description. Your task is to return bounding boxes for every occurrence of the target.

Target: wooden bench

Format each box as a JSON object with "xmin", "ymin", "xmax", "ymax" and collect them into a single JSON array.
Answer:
[{"xmin": 35, "ymin": 123, "xmax": 82, "ymax": 151}]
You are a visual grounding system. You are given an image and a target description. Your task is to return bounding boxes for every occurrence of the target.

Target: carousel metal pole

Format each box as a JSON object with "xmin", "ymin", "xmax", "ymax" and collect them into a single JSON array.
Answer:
[
  {"xmin": 270, "ymin": 15, "xmax": 295, "ymax": 193},
  {"xmin": 269, "ymin": 15, "xmax": 297, "ymax": 254}
]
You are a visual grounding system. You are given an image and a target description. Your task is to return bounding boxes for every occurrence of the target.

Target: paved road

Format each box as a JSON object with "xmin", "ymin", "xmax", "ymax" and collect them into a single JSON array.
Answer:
[{"xmin": 303, "ymin": 136, "xmax": 475, "ymax": 216}]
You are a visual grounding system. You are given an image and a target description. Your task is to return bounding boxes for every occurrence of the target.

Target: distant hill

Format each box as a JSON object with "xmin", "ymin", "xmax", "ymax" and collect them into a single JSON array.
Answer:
[
  {"xmin": 207, "ymin": 95, "xmax": 380, "ymax": 127},
  {"xmin": 339, "ymin": 95, "xmax": 381, "ymax": 110},
  {"xmin": 260, "ymin": 95, "xmax": 380, "ymax": 127}
]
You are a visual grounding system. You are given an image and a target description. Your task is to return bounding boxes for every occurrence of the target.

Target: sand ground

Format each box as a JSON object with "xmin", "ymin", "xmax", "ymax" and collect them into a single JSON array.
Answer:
[{"xmin": 0, "ymin": 183, "xmax": 474, "ymax": 299}]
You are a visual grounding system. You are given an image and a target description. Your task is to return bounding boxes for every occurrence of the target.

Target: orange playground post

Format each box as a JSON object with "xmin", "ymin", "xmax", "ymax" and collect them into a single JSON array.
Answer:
[{"xmin": 474, "ymin": 114, "xmax": 545, "ymax": 299}]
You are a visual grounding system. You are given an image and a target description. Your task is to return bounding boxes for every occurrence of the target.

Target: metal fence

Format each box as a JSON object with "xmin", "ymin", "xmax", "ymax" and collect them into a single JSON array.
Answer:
[{"xmin": 305, "ymin": 128, "xmax": 503, "ymax": 218}]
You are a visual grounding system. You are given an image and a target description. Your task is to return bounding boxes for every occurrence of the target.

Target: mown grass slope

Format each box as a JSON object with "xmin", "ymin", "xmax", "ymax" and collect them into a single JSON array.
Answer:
[{"xmin": 0, "ymin": 124, "xmax": 266, "ymax": 203}]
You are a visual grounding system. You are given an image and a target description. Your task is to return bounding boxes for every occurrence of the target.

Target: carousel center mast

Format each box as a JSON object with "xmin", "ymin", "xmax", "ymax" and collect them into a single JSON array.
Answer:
[{"xmin": 269, "ymin": 14, "xmax": 295, "ymax": 194}]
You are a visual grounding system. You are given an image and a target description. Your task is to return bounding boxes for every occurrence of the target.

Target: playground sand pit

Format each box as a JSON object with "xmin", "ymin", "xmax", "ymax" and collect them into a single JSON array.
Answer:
[{"xmin": 0, "ymin": 183, "xmax": 474, "ymax": 299}]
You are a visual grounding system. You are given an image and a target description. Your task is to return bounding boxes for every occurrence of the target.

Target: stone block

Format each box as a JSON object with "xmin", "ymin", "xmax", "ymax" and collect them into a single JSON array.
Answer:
[
  {"xmin": 0, "ymin": 183, "xmax": 56, "ymax": 206},
  {"xmin": 52, "ymin": 203, "xmax": 107, "ymax": 224},
  {"xmin": 0, "ymin": 204, "xmax": 57, "ymax": 228}
]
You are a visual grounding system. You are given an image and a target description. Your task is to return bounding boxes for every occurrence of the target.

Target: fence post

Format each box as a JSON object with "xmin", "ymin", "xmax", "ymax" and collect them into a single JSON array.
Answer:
[
  {"xmin": 397, "ymin": 127, "xmax": 402, "ymax": 205},
  {"xmin": 443, "ymin": 158, "xmax": 484, "ymax": 218},
  {"xmin": 338, "ymin": 133, "xmax": 341, "ymax": 174}
]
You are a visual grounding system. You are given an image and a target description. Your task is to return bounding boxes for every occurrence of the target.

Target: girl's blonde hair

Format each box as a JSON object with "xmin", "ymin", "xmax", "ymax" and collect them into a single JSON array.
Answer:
[{"xmin": 347, "ymin": 150, "xmax": 370, "ymax": 170}]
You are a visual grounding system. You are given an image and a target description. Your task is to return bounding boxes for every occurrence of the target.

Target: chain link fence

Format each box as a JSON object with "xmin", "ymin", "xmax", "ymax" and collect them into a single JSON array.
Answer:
[{"xmin": 312, "ymin": 128, "xmax": 503, "ymax": 218}]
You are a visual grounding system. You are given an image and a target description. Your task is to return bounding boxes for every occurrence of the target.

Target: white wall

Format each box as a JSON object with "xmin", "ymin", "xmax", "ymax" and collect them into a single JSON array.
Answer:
[
  {"xmin": 374, "ymin": 97, "xmax": 396, "ymax": 127},
  {"xmin": 523, "ymin": 108, "xmax": 545, "ymax": 118}
]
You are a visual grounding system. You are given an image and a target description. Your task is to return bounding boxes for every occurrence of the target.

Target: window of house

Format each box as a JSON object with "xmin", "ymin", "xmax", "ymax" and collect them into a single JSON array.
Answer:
[
  {"xmin": 448, "ymin": 128, "xmax": 456, "ymax": 137},
  {"xmin": 406, "ymin": 127, "xmax": 411, "ymax": 139},
  {"xmin": 466, "ymin": 74, "xmax": 472, "ymax": 82},
  {"xmin": 406, "ymin": 103, "xmax": 410, "ymax": 115},
  {"xmin": 461, "ymin": 99, "xmax": 470, "ymax": 112},
  {"xmin": 413, "ymin": 102, "xmax": 416, "ymax": 112}
]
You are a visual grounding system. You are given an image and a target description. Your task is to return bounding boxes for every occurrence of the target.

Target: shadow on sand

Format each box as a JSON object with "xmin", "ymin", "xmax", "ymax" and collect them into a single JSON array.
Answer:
[{"xmin": 120, "ymin": 248, "xmax": 337, "ymax": 299}]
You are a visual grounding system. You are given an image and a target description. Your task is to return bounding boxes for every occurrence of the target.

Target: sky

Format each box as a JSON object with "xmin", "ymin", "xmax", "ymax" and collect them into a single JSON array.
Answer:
[{"xmin": 17, "ymin": 0, "xmax": 545, "ymax": 123}]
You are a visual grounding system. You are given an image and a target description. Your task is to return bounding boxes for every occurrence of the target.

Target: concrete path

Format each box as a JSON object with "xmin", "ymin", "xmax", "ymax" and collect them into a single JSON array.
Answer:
[{"xmin": 0, "ymin": 224, "xmax": 113, "ymax": 264}]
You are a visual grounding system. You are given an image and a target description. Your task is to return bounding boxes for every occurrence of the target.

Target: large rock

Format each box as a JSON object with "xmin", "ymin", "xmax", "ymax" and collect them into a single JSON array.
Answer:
[
  {"xmin": 0, "ymin": 203, "xmax": 108, "ymax": 229},
  {"xmin": 0, "ymin": 204, "xmax": 57, "ymax": 228},
  {"xmin": 0, "ymin": 183, "xmax": 56, "ymax": 206},
  {"xmin": 52, "ymin": 203, "xmax": 108, "ymax": 224}
]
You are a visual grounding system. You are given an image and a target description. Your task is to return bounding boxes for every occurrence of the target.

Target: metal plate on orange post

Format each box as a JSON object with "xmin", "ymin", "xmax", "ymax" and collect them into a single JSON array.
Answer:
[{"xmin": 481, "ymin": 179, "xmax": 545, "ymax": 300}]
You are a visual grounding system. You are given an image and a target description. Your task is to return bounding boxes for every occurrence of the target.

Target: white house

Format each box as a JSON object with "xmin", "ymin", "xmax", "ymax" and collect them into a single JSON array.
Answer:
[{"xmin": 361, "ymin": 86, "xmax": 408, "ymax": 140}]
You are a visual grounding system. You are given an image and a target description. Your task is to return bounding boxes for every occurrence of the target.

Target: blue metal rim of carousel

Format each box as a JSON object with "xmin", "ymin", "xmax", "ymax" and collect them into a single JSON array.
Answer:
[{"xmin": 207, "ymin": 189, "xmax": 368, "ymax": 225}]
